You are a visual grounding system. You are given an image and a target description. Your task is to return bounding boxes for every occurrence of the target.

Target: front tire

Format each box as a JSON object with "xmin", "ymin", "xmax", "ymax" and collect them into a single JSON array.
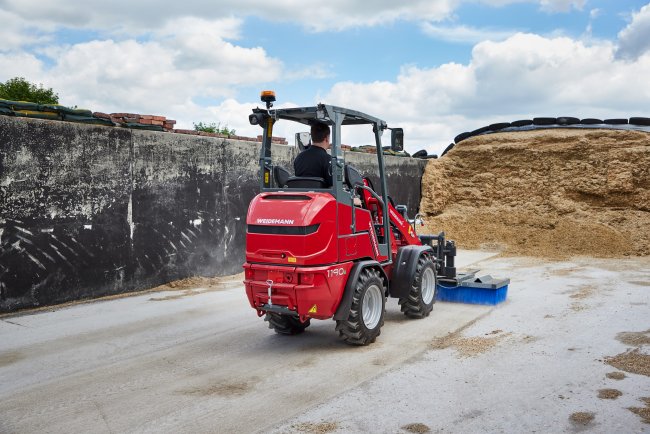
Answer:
[
  {"xmin": 265, "ymin": 312, "xmax": 310, "ymax": 335},
  {"xmin": 399, "ymin": 255, "xmax": 437, "ymax": 318},
  {"xmin": 335, "ymin": 268, "xmax": 386, "ymax": 345}
]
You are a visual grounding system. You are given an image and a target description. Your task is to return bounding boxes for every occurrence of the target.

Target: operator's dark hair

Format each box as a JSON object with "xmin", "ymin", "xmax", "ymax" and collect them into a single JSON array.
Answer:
[{"xmin": 310, "ymin": 122, "xmax": 330, "ymax": 143}]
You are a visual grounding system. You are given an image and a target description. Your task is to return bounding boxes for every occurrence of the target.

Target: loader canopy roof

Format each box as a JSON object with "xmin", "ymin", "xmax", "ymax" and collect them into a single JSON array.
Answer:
[{"xmin": 270, "ymin": 105, "xmax": 387, "ymax": 128}]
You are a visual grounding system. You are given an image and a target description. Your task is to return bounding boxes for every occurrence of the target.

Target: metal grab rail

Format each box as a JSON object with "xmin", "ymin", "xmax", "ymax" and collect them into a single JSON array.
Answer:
[{"xmin": 350, "ymin": 184, "xmax": 385, "ymax": 233}]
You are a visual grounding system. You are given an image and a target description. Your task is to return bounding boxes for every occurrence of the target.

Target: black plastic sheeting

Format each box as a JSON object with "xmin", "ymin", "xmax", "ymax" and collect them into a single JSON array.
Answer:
[
  {"xmin": 444, "ymin": 117, "xmax": 650, "ymax": 156},
  {"xmin": 0, "ymin": 99, "xmax": 165, "ymax": 130}
]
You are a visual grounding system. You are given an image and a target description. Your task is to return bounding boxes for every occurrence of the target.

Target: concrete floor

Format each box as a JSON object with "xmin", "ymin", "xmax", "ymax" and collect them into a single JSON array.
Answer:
[
  {"xmin": 0, "ymin": 252, "xmax": 648, "ymax": 433},
  {"xmin": 272, "ymin": 255, "xmax": 650, "ymax": 434}
]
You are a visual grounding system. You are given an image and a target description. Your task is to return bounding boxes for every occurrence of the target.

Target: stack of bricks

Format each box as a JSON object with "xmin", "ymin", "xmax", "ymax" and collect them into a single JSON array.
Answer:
[
  {"xmin": 231, "ymin": 134, "xmax": 260, "ymax": 141},
  {"xmin": 358, "ymin": 145, "xmax": 377, "ymax": 154},
  {"xmin": 108, "ymin": 113, "xmax": 176, "ymax": 131},
  {"xmin": 257, "ymin": 135, "xmax": 289, "ymax": 145},
  {"xmin": 93, "ymin": 112, "xmax": 116, "ymax": 123},
  {"xmin": 140, "ymin": 115, "xmax": 176, "ymax": 131}
]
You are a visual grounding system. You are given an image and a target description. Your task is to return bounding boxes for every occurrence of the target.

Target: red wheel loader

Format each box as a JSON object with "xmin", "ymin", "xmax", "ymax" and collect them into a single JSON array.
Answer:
[{"xmin": 243, "ymin": 91, "xmax": 458, "ymax": 345}]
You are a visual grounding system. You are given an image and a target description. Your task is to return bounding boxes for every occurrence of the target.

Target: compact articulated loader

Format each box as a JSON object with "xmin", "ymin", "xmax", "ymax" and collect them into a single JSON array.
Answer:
[{"xmin": 243, "ymin": 91, "xmax": 458, "ymax": 345}]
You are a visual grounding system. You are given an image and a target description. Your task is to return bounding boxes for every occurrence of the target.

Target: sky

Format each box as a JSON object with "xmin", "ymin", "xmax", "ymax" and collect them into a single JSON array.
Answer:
[{"xmin": 1, "ymin": 0, "xmax": 649, "ymax": 155}]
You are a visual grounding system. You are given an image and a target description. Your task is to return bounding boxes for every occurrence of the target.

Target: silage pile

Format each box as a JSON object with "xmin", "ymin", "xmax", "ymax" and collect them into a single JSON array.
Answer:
[{"xmin": 420, "ymin": 129, "xmax": 650, "ymax": 258}]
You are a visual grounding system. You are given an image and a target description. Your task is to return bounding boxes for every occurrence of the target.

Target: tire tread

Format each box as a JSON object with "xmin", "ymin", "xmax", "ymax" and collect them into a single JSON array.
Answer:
[
  {"xmin": 336, "ymin": 268, "xmax": 385, "ymax": 345},
  {"xmin": 265, "ymin": 312, "xmax": 310, "ymax": 335},
  {"xmin": 398, "ymin": 255, "xmax": 437, "ymax": 318}
]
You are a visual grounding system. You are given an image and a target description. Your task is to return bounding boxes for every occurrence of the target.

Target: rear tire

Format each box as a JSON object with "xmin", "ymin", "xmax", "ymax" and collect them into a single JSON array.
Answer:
[
  {"xmin": 265, "ymin": 312, "xmax": 310, "ymax": 335},
  {"xmin": 336, "ymin": 268, "xmax": 386, "ymax": 345},
  {"xmin": 399, "ymin": 255, "xmax": 437, "ymax": 318}
]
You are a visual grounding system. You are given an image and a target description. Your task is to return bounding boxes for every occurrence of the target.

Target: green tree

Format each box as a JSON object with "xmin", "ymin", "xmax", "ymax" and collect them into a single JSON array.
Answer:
[
  {"xmin": 0, "ymin": 77, "xmax": 59, "ymax": 104},
  {"xmin": 193, "ymin": 121, "xmax": 236, "ymax": 136}
]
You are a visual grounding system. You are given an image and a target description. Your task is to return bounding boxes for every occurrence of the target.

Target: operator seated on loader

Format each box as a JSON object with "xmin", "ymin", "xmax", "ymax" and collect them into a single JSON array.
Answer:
[
  {"xmin": 294, "ymin": 121, "xmax": 363, "ymax": 206},
  {"xmin": 293, "ymin": 121, "xmax": 333, "ymax": 186}
]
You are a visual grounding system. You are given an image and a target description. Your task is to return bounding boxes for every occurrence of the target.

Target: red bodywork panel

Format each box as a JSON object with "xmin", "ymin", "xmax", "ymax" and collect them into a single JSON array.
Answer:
[
  {"xmin": 243, "ymin": 262, "xmax": 354, "ymax": 320},
  {"xmin": 246, "ymin": 192, "xmax": 337, "ymax": 265},
  {"xmin": 244, "ymin": 191, "xmax": 376, "ymax": 319},
  {"xmin": 336, "ymin": 202, "xmax": 376, "ymax": 262},
  {"xmin": 244, "ymin": 187, "xmax": 423, "ymax": 320}
]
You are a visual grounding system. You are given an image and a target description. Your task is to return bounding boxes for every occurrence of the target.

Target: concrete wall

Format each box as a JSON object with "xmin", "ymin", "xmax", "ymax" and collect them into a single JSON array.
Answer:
[{"xmin": 0, "ymin": 116, "xmax": 426, "ymax": 312}]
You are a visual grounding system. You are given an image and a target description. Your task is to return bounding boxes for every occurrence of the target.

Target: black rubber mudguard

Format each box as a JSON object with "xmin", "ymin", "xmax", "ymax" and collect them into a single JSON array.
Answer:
[
  {"xmin": 389, "ymin": 245, "xmax": 434, "ymax": 299},
  {"xmin": 333, "ymin": 260, "xmax": 387, "ymax": 321}
]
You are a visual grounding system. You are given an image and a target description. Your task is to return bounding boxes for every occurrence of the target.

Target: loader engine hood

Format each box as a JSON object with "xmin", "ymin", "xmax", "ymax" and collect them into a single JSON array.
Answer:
[{"xmin": 245, "ymin": 192, "xmax": 337, "ymax": 265}]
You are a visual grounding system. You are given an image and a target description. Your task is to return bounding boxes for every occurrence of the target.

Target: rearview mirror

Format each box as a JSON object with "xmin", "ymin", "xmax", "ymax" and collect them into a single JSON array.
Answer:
[
  {"xmin": 295, "ymin": 132, "xmax": 311, "ymax": 151},
  {"xmin": 391, "ymin": 128, "xmax": 404, "ymax": 152}
]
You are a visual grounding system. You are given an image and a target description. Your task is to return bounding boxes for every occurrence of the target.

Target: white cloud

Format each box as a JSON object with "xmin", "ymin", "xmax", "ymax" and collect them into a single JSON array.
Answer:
[
  {"xmin": 617, "ymin": 3, "xmax": 650, "ymax": 60},
  {"xmin": 0, "ymin": 9, "xmax": 52, "ymax": 50},
  {"xmin": 0, "ymin": 16, "xmax": 284, "ymax": 133},
  {"xmin": 421, "ymin": 23, "xmax": 518, "ymax": 43},
  {"xmin": 0, "ymin": 0, "xmax": 458, "ymax": 34},
  {"xmin": 468, "ymin": 0, "xmax": 587, "ymax": 13},
  {"xmin": 49, "ymin": 39, "xmax": 189, "ymax": 111},
  {"xmin": 285, "ymin": 64, "xmax": 334, "ymax": 80},
  {"xmin": 0, "ymin": 52, "xmax": 46, "ymax": 81},
  {"xmin": 156, "ymin": 16, "xmax": 244, "ymax": 42},
  {"xmin": 0, "ymin": 0, "xmax": 598, "ymax": 43},
  {"xmin": 322, "ymin": 32, "xmax": 650, "ymax": 155},
  {"xmin": 539, "ymin": 0, "xmax": 586, "ymax": 13},
  {"xmin": 296, "ymin": 0, "xmax": 458, "ymax": 31}
]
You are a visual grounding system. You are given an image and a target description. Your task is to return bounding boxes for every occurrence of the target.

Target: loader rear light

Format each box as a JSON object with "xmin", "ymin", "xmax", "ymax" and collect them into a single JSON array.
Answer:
[
  {"xmin": 245, "ymin": 268, "xmax": 254, "ymax": 279},
  {"xmin": 299, "ymin": 273, "xmax": 314, "ymax": 284}
]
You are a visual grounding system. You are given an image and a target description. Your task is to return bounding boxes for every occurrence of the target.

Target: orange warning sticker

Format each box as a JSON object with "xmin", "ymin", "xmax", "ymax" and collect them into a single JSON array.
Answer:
[{"xmin": 308, "ymin": 305, "xmax": 317, "ymax": 314}]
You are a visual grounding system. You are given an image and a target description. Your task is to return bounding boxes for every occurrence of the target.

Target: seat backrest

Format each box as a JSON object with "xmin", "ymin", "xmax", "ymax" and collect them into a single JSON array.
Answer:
[
  {"xmin": 285, "ymin": 176, "xmax": 327, "ymax": 188},
  {"xmin": 344, "ymin": 164, "xmax": 363, "ymax": 189},
  {"xmin": 273, "ymin": 166, "xmax": 291, "ymax": 188}
]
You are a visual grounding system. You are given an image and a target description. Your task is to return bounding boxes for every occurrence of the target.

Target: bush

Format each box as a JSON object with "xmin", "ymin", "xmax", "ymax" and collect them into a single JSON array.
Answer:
[
  {"xmin": 193, "ymin": 121, "xmax": 236, "ymax": 136},
  {"xmin": 0, "ymin": 77, "xmax": 59, "ymax": 104}
]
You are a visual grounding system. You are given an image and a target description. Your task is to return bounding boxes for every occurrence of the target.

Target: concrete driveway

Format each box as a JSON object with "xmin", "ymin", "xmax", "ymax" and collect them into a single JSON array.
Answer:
[
  {"xmin": 272, "ymin": 255, "xmax": 650, "ymax": 434},
  {"xmin": 0, "ymin": 251, "xmax": 497, "ymax": 434}
]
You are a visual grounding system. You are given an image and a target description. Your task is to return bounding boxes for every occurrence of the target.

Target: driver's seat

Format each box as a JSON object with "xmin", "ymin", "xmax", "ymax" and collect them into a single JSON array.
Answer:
[
  {"xmin": 274, "ymin": 166, "xmax": 326, "ymax": 189},
  {"xmin": 344, "ymin": 164, "xmax": 364, "ymax": 190},
  {"xmin": 273, "ymin": 166, "xmax": 291, "ymax": 188},
  {"xmin": 286, "ymin": 176, "xmax": 326, "ymax": 188}
]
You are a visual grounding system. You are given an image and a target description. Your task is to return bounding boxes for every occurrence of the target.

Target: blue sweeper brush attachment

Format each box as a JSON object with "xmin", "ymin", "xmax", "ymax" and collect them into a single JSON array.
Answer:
[{"xmin": 436, "ymin": 269, "xmax": 509, "ymax": 305}]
